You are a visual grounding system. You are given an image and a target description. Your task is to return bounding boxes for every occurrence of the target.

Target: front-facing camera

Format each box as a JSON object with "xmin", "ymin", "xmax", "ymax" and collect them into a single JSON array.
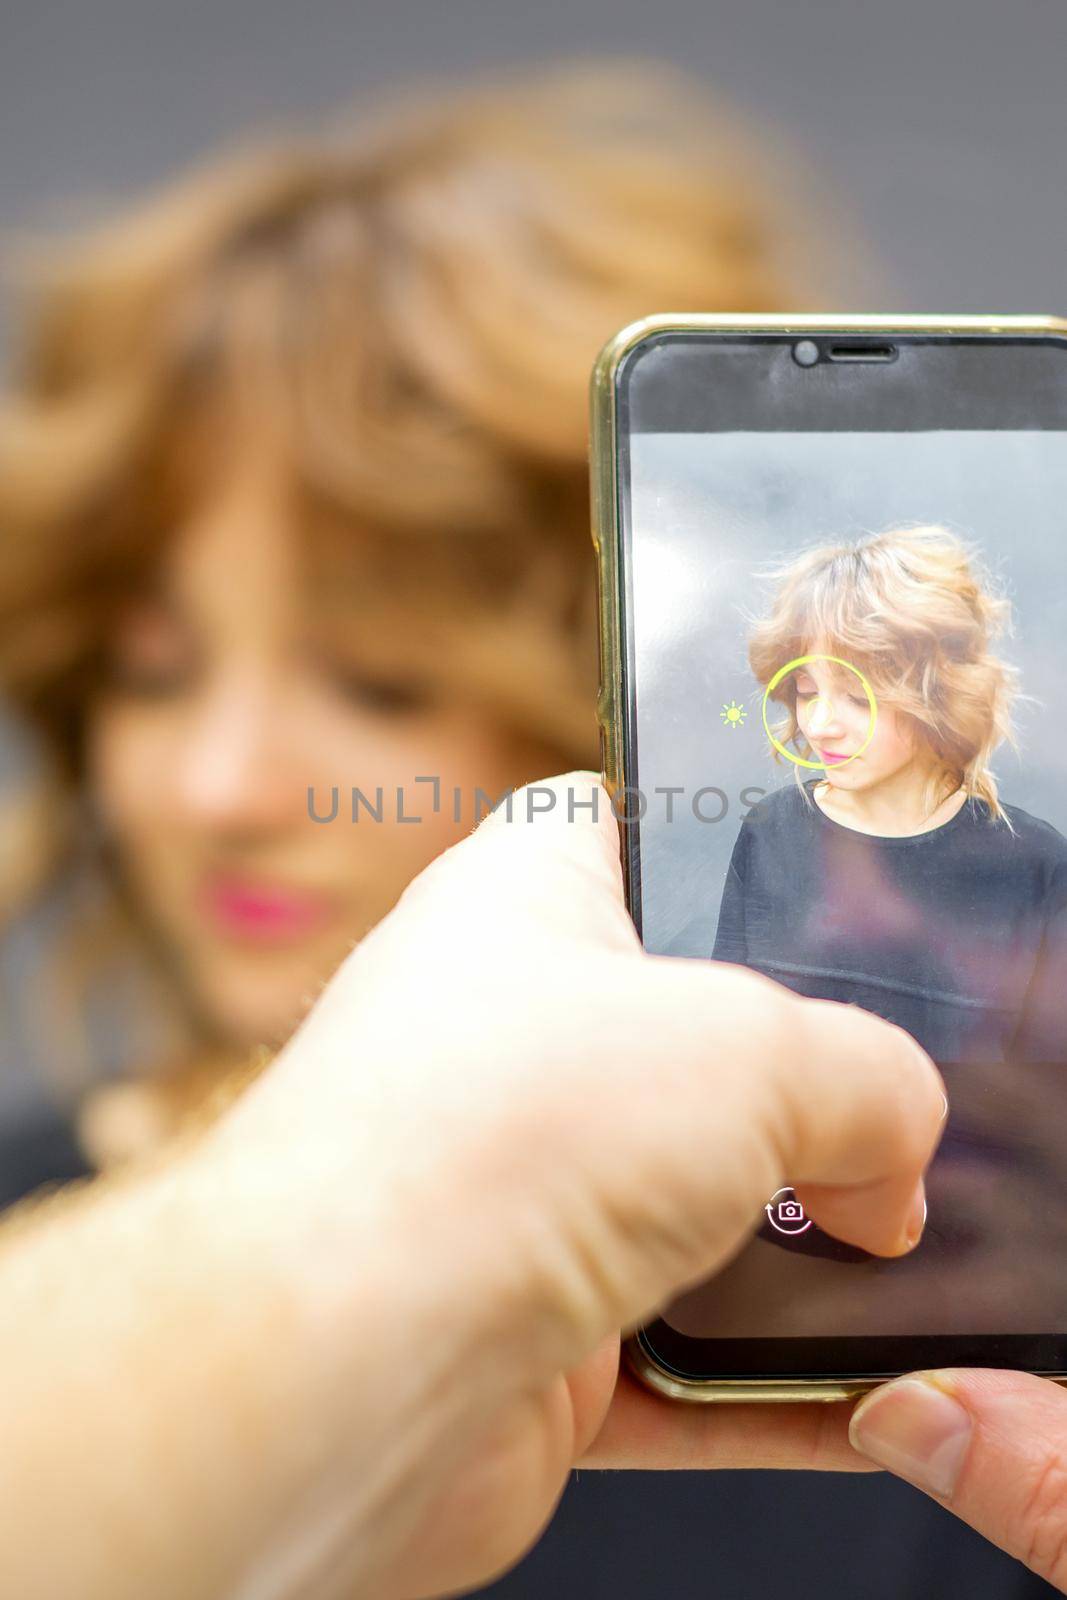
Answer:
[{"xmin": 793, "ymin": 339, "xmax": 820, "ymax": 368}]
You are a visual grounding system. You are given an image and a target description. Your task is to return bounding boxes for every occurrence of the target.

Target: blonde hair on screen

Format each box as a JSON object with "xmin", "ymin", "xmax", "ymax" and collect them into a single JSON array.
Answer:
[{"xmin": 747, "ymin": 524, "xmax": 1020, "ymax": 821}]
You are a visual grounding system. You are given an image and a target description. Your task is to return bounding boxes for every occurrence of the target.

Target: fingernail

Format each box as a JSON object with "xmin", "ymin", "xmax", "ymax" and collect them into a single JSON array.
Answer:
[
  {"xmin": 938, "ymin": 1091, "xmax": 949, "ymax": 1126},
  {"xmin": 849, "ymin": 1376, "xmax": 971, "ymax": 1499},
  {"xmin": 898, "ymin": 1180, "xmax": 927, "ymax": 1252}
]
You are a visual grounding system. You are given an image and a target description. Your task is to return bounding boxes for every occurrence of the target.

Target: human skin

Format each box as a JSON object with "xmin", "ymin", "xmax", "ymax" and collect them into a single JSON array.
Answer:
[
  {"xmin": 849, "ymin": 1369, "xmax": 1067, "ymax": 1590},
  {"xmin": 792, "ymin": 656, "xmax": 965, "ymax": 835},
  {"xmin": 0, "ymin": 773, "xmax": 946, "ymax": 1600},
  {"xmin": 86, "ymin": 424, "xmax": 564, "ymax": 1051}
]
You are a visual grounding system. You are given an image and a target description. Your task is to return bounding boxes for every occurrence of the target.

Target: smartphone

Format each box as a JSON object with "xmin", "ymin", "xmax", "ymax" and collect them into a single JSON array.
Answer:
[{"xmin": 590, "ymin": 314, "xmax": 1067, "ymax": 1401}]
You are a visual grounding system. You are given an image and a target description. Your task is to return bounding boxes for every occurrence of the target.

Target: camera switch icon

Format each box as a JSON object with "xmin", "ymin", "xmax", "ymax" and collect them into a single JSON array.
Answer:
[{"xmin": 765, "ymin": 1186, "xmax": 813, "ymax": 1236}]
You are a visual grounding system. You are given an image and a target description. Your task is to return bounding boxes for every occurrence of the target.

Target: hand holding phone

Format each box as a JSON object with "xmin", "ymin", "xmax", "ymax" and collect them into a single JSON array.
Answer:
[
  {"xmin": 591, "ymin": 314, "xmax": 1067, "ymax": 1399},
  {"xmin": 0, "ymin": 768, "xmax": 945, "ymax": 1600},
  {"xmin": 204, "ymin": 769, "xmax": 946, "ymax": 1597}
]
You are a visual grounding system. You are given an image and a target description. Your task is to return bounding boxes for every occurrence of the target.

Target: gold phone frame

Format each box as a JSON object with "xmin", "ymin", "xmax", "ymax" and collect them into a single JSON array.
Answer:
[{"xmin": 589, "ymin": 313, "xmax": 1067, "ymax": 1403}]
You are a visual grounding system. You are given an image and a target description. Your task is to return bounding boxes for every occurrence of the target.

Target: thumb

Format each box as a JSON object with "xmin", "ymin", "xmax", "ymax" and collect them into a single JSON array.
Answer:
[
  {"xmin": 850, "ymin": 1369, "xmax": 1067, "ymax": 1589},
  {"xmin": 358, "ymin": 771, "xmax": 945, "ymax": 1369},
  {"xmin": 395, "ymin": 768, "xmax": 640, "ymax": 952}
]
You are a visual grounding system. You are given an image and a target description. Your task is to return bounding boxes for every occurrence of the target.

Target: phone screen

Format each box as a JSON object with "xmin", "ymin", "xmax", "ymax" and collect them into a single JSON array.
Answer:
[{"xmin": 616, "ymin": 331, "xmax": 1067, "ymax": 1379}]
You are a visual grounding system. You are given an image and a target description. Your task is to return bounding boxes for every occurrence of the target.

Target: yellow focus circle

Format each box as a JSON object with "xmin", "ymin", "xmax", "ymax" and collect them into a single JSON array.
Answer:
[{"xmin": 761, "ymin": 654, "xmax": 878, "ymax": 771}]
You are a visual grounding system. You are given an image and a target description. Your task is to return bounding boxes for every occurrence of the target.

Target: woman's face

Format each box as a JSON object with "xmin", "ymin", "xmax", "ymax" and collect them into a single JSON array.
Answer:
[
  {"xmin": 87, "ymin": 441, "xmax": 563, "ymax": 1047},
  {"xmin": 792, "ymin": 656, "xmax": 919, "ymax": 792}
]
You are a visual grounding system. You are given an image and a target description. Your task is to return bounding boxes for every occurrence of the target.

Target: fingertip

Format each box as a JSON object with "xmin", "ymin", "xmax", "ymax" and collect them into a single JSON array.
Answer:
[
  {"xmin": 477, "ymin": 771, "xmax": 610, "ymax": 834},
  {"xmin": 797, "ymin": 1171, "xmax": 928, "ymax": 1261},
  {"xmin": 848, "ymin": 1374, "xmax": 972, "ymax": 1500},
  {"xmin": 888, "ymin": 1180, "xmax": 928, "ymax": 1257},
  {"xmin": 451, "ymin": 770, "xmax": 636, "ymax": 946}
]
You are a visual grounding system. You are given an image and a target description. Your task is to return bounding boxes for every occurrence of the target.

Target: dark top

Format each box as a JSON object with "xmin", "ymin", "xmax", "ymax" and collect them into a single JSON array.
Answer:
[
  {"xmin": 0, "ymin": 1106, "xmax": 92, "ymax": 1212},
  {"xmin": 712, "ymin": 780, "xmax": 1067, "ymax": 1062},
  {"xmin": 477, "ymin": 1466, "xmax": 1058, "ymax": 1599}
]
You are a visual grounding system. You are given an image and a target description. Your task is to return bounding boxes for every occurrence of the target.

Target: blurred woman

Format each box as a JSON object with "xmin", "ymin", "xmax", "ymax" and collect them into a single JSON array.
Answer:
[{"xmin": 0, "ymin": 59, "xmax": 806, "ymax": 1178}]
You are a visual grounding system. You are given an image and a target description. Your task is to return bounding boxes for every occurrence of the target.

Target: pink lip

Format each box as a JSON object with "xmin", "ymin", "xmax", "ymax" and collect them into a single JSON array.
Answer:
[
  {"xmin": 200, "ymin": 874, "xmax": 336, "ymax": 943},
  {"xmin": 819, "ymin": 750, "xmax": 854, "ymax": 765}
]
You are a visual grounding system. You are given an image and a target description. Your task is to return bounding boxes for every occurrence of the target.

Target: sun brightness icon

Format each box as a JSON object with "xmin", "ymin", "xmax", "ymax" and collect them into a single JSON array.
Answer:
[{"xmin": 720, "ymin": 700, "xmax": 747, "ymax": 731}]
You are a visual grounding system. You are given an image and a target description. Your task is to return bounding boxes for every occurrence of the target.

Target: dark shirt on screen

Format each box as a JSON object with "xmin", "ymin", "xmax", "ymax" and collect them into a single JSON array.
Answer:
[{"xmin": 712, "ymin": 779, "xmax": 1067, "ymax": 1063}]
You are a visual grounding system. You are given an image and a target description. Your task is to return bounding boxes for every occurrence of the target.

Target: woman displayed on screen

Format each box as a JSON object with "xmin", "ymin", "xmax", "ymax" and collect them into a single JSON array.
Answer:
[{"xmin": 712, "ymin": 524, "xmax": 1067, "ymax": 1065}]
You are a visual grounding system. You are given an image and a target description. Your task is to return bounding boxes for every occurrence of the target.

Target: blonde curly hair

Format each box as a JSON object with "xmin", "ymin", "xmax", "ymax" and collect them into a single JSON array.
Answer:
[{"xmin": 748, "ymin": 525, "xmax": 1020, "ymax": 821}]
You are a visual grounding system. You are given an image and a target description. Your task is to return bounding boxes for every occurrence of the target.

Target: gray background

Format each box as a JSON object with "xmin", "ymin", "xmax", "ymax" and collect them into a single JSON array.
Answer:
[
  {"xmin": 4, "ymin": 0, "xmax": 1067, "ymax": 324},
  {"xmin": 630, "ymin": 429, "xmax": 1067, "ymax": 955}
]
